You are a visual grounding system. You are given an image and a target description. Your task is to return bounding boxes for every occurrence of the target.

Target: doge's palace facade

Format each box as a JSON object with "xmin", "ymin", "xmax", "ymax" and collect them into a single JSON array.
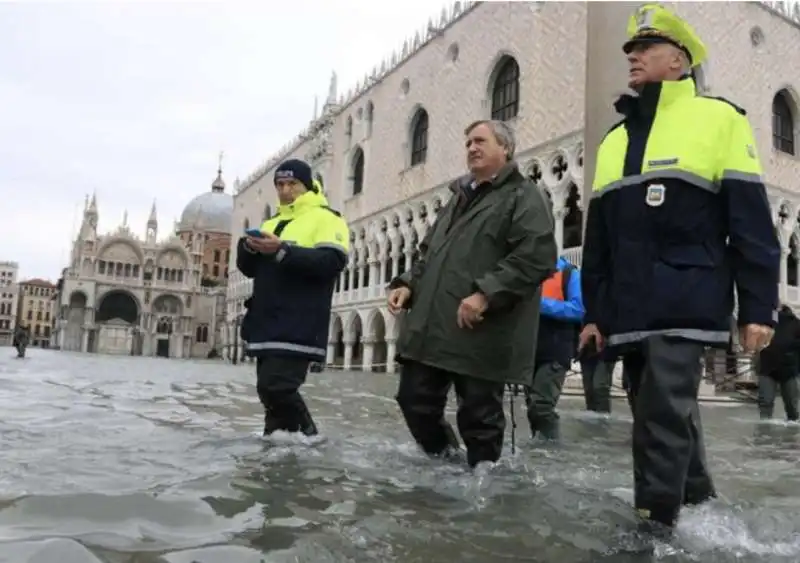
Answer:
[{"xmin": 226, "ymin": 1, "xmax": 800, "ymax": 374}]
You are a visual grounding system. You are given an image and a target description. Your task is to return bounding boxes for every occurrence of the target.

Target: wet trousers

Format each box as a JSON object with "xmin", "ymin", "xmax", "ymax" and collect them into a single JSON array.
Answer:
[
  {"xmin": 255, "ymin": 354, "xmax": 318, "ymax": 436},
  {"xmin": 525, "ymin": 361, "xmax": 568, "ymax": 439},
  {"xmin": 396, "ymin": 360, "xmax": 506, "ymax": 468},
  {"xmin": 623, "ymin": 335, "xmax": 716, "ymax": 526},
  {"xmin": 581, "ymin": 358, "xmax": 617, "ymax": 413},
  {"xmin": 758, "ymin": 374, "xmax": 799, "ymax": 421}
]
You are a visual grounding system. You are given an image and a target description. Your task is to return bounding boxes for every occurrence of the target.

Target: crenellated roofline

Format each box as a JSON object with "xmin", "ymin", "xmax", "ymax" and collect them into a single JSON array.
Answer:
[{"xmin": 235, "ymin": 1, "xmax": 483, "ymax": 196}]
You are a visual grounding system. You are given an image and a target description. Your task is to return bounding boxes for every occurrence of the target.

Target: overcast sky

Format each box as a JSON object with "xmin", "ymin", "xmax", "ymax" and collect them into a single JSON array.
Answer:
[{"xmin": 0, "ymin": 0, "xmax": 441, "ymax": 281}]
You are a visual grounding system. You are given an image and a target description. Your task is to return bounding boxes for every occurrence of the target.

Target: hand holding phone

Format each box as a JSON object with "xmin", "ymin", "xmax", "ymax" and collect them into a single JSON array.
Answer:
[{"xmin": 245, "ymin": 228, "xmax": 265, "ymax": 238}]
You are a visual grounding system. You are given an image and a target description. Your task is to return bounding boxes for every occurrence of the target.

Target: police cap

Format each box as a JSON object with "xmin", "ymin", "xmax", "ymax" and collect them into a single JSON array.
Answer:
[{"xmin": 622, "ymin": 4, "xmax": 707, "ymax": 68}]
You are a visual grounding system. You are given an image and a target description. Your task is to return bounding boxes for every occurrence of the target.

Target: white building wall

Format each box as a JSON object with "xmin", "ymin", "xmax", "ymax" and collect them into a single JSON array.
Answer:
[
  {"xmin": 328, "ymin": 1, "xmax": 587, "ymax": 220},
  {"xmin": 226, "ymin": 0, "xmax": 800, "ymax": 372}
]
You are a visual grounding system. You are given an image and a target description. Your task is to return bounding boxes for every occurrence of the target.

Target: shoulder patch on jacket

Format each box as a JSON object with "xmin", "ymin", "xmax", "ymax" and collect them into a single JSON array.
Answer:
[
  {"xmin": 702, "ymin": 95, "xmax": 747, "ymax": 116},
  {"xmin": 321, "ymin": 205, "xmax": 342, "ymax": 217}
]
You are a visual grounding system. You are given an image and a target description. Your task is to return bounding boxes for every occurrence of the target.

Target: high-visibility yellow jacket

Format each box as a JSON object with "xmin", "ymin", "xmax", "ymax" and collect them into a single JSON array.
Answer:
[
  {"xmin": 582, "ymin": 76, "xmax": 780, "ymax": 347},
  {"xmin": 237, "ymin": 189, "xmax": 349, "ymax": 360}
]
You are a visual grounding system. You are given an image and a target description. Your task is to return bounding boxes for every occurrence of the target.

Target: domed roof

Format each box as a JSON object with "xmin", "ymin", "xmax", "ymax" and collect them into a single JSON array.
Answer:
[{"xmin": 178, "ymin": 169, "xmax": 233, "ymax": 234}]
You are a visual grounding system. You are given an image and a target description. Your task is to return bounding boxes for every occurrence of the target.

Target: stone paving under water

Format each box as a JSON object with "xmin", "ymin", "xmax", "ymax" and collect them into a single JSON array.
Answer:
[{"xmin": 0, "ymin": 349, "xmax": 799, "ymax": 562}]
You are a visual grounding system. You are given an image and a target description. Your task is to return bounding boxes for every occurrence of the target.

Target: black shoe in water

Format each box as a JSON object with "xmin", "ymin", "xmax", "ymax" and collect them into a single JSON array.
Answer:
[
  {"xmin": 298, "ymin": 411, "xmax": 318, "ymax": 437},
  {"xmin": 263, "ymin": 410, "xmax": 284, "ymax": 436},
  {"xmin": 636, "ymin": 506, "xmax": 677, "ymax": 542},
  {"xmin": 439, "ymin": 446, "xmax": 467, "ymax": 465}
]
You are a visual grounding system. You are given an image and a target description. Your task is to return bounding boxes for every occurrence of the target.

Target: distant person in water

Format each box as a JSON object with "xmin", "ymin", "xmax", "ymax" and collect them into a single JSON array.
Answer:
[{"xmin": 12, "ymin": 326, "xmax": 30, "ymax": 358}]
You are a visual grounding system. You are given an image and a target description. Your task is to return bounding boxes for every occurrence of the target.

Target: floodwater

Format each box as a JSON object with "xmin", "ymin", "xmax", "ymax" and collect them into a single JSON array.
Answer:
[{"xmin": 1, "ymin": 350, "xmax": 799, "ymax": 563}]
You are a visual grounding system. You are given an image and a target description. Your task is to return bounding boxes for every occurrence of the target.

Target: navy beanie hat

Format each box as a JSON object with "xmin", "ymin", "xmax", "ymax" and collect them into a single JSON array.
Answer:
[{"xmin": 274, "ymin": 159, "xmax": 316, "ymax": 192}]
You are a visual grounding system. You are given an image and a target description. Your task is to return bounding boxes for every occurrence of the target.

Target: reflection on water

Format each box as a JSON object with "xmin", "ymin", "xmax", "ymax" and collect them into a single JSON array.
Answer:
[{"xmin": 0, "ymin": 349, "xmax": 799, "ymax": 562}]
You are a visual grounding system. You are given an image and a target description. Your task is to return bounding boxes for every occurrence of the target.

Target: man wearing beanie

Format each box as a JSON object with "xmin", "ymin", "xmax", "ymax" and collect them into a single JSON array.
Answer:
[{"xmin": 237, "ymin": 158, "xmax": 349, "ymax": 437}]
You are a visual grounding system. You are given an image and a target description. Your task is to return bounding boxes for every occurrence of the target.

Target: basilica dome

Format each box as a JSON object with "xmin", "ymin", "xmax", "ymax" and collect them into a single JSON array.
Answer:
[{"xmin": 178, "ymin": 169, "xmax": 233, "ymax": 234}]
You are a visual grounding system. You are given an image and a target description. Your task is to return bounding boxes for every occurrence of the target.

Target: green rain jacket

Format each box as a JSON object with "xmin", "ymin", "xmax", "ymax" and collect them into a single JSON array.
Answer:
[{"xmin": 389, "ymin": 162, "xmax": 558, "ymax": 385}]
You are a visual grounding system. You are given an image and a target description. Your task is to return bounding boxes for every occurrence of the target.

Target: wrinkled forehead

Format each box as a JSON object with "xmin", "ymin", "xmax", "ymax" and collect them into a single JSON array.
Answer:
[{"xmin": 466, "ymin": 124, "xmax": 494, "ymax": 144}]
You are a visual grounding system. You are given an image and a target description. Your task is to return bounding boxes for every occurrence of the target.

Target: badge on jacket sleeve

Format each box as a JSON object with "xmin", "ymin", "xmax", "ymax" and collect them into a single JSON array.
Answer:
[{"xmin": 645, "ymin": 184, "xmax": 666, "ymax": 207}]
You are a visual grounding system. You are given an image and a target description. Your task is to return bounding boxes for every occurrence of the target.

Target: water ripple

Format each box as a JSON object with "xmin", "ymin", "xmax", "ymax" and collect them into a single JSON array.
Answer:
[{"xmin": 0, "ymin": 350, "xmax": 798, "ymax": 562}]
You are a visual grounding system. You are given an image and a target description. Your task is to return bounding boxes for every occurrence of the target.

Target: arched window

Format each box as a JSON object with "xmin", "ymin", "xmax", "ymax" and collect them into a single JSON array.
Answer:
[
  {"xmin": 263, "ymin": 204, "xmax": 272, "ymax": 220},
  {"xmin": 773, "ymin": 90, "xmax": 795, "ymax": 155},
  {"xmin": 490, "ymin": 56, "xmax": 520, "ymax": 121},
  {"xmin": 243, "ymin": 218, "xmax": 250, "ymax": 230},
  {"xmin": 351, "ymin": 147, "xmax": 365, "ymax": 196},
  {"xmin": 410, "ymin": 108, "xmax": 429, "ymax": 166}
]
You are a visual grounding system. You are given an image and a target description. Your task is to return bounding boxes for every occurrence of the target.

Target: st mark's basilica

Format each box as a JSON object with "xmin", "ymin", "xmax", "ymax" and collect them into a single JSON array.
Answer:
[{"xmin": 51, "ymin": 166, "xmax": 233, "ymax": 358}]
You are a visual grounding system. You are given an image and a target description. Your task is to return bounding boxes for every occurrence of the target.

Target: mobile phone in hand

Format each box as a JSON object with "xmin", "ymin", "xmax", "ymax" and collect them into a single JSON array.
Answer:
[{"xmin": 245, "ymin": 228, "xmax": 265, "ymax": 238}]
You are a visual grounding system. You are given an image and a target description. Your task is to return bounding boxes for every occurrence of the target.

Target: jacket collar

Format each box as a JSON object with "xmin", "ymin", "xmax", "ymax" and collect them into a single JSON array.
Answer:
[
  {"xmin": 614, "ymin": 75, "xmax": 696, "ymax": 119},
  {"xmin": 276, "ymin": 189, "xmax": 329, "ymax": 218},
  {"xmin": 448, "ymin": 161, "xmax": 521, "ymax": 193}
]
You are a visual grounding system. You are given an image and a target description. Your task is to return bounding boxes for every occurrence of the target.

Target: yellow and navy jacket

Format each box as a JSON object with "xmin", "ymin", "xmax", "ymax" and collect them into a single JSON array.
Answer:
[
  {"xmin": 236, "ymin": 190, "xmax": 349, "ymax": 360},
  {"xmin": 581, "ymin": 76, "xmax": 780, "ymax": 347}
]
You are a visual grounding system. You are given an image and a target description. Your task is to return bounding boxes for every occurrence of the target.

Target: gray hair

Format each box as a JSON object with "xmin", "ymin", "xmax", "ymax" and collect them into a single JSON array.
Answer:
[{"xmin": 464, "ymin": 119, "xmax": 517, "ymax": 161}]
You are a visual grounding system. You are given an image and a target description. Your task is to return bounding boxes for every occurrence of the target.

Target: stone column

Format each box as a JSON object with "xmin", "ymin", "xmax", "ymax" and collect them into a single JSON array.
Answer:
[
  {"xmin": 81, "ymin": 329, "xmax": 89, "ymax": 353},
  {"xmin": 386, "ymin": 338, "xmax": 397, "ymax": 374},
  {"xmin": 362, "ymin": 337, "xmax": 375, "ymax": 372},
  {"xmin": 583, "ymin": 1, "xmax": 638, "ymax": 232},
  {"xmin": 780, "ymin": 242, "xmax": 790, "ymax": 301},
  {"xmin": 391, "ymin": 252, "xmax": 400, "ymax": 279},
  {"xmin": 370, "ymin": 259, "xmax": 380, "ymax": 297},
  {"xmin": 379, "ymin": 257, "xmax": 387, "ymax": 286},
  {"xmin": 343, "ymin": 338, "xmax": 354, "ymax": 370},
  {"xmin": 326, "ymin": 342, "xmax": 335, "ymax": 366},
  {"xmin": 552, "ymin": 206, "xmax": 567, "ymax": 253}
]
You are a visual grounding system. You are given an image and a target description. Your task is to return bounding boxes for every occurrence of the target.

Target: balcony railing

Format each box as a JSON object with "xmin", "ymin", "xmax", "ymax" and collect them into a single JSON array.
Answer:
[{"xmin": 330, "ymin": 244, "xmax": 800, "ymax": 309}]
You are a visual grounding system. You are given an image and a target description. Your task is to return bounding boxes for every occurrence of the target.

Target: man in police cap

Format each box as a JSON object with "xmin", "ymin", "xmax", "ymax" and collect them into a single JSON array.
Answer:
[
  {"xmin": 237, "ymin": 158, "xmax": 349, "ymax": 437},
  {"xmin": 580, "ymin": 4, "xmax": 780, "ymax": 530}
]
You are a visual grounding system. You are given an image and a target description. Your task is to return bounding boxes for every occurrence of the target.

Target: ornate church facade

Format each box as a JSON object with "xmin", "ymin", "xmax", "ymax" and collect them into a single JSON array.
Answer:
[
  {"xmin": 52, "ymin": 168, "xmax": 233, "ymax": 358},
  {"xmin": 225, "ymin": 1, "xmax": 800, "ymax": 373}
]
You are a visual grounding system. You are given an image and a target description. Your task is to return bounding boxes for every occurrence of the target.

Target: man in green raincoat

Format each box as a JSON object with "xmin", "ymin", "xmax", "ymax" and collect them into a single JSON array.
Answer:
[{"xmin": 387, "ymin": 119, "xmax": 558, "ymax": 469}]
